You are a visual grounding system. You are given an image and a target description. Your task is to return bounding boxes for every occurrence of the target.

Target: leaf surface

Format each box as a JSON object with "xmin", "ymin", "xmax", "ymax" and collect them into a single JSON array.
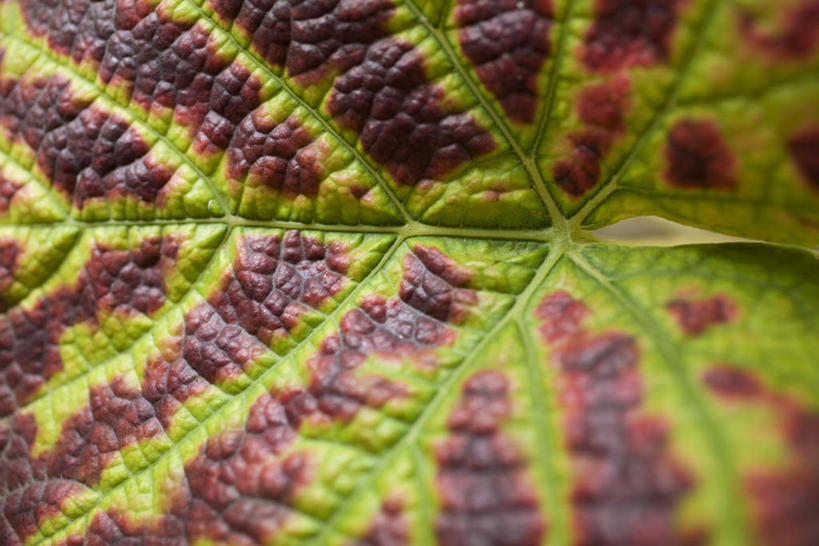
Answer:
[{"xmin": 0, "ymin": 0, "xmax": 818, "ymax": 545}]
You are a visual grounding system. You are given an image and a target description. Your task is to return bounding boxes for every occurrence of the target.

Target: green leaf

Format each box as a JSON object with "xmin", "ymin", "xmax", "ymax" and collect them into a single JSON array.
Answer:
[{"xmin": 0, "ymin": 0, "xmax": 817, "ymax": 545}]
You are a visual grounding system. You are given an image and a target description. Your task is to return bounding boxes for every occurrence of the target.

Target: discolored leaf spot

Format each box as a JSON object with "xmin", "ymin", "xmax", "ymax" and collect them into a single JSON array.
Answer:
[
  {"xmin": 347, "ymin": 497, "xmax": 408, "ymax": 546},
  {"xmin": 787, "ymin": 127, "xmax": 819, "ymax": 190},
  {"xmin": 583, "ymin": 0, "xmax": 682, "ymax": 73},
  {"xmin": 701, "ymin": 365, "xmax": 819, "ymax": 546},
  {"xmin": 60, "ymin": 509, "xmax": 182, "ymax": 546},
  {"xmin": 19, "ymin": 1, "xmax": 266, "ymax": 156},
  {"xmin": 170, "ymin": 390, "xmax": 312, "ymax": 545},
  {"xmin": 667, "ymin": 293, "xmax": 736, "ymax": 336},
  {"xmin": 212, "ymin": 0, "xmax": 496, "ymax": 182},
  {"xmin": 227, "ymin": 112, "xmax": 325, "ymax": 197},
  {"xmin": 455, "ymin": 0, "xmax": 554, "ymax": 124},
  {"xmin": 328, "ymin": 39, "xmax": 495, "ymax": 185},
  {"xmin": 0, "ymin": 374, "xmax": 169, "ymax": 546},
  {"xmin": 739, "ymin": 1, "xmax": 819, "ymax": 61},
  {"xmin": 43, "ymin": 376, "xmax": 164, "ymax": 485},
  {"xmin": 0, "ymin": 76, "xmax": 174, "ymax": 206},
  {"xmin": 553, "ymin": 77, "xmax": 630, "ymax": 197},
  {"xmin": 664, "ymin": 119, "xmax": 737, "ymax": 190},
  {"xmin": 435, "ymin": 369, "xmax": 544, "ymax": 546},
  {"xmin": 18, "ymin": 0, "xmax": 119, "ymax": 64},
  {"xmin": 0, "ymin": 236, "xmax": 177, "ymax": 417},
  {"xmin": 177, "ymin": 230, "xmax": 350, "ymax": 389},
  {"xmin": 536, "ymin": 291, "xmax": 699, "ymax": 545},
  {"xmin": 305, "ymin": 245, "xmax": 474, "ymax": 421},
  {"xmin": 0, "ymin": 240, "xmax": 19, "ymax": 303},
  {"xmin": 210, "ymin": 0, "xmax": 395, "ymax": 83},
  {"xmin": 399, "ymin": 244, "xmax": 475, "ymax": 322},
  {"xmin": 701, "ymin": 366, "xmax": 762, "ymax": 400},
  {"xmin": 0, "ymin": 413, "xmax": 88, "ymax": 545},
  {"xmin": 0, "ymin": 175, "xmax": 22, "ymax": 214}
]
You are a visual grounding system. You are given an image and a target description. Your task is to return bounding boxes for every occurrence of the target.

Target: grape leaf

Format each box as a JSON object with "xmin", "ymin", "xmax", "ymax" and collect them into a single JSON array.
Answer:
[{"xmin": 0, "ymin": 0, "xmax": 817, "ymax": 545}]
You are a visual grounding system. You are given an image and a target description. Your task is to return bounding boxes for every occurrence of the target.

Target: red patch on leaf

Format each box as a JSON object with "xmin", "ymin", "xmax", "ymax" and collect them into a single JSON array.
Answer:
[
  {"xmin": 18, "ymin": 2, "xmax": 264, "ymax": 157},
  {"xmin": 210, "ymin": 0, "xmax": 395, "ymax": 82},
  {"xmin": 667, "ymin": 293, "xmax": 736, "ymax": 336},
  {"xmin": 45, "ymin": 376, "xmax": 164, "ymax": 485},
  {"xmin": 455, "ymin": 0, "xmax": 554, "ymax": 123},
  {"xmin": 171, "ymin": 390, "xmax": 312, "ymax": 545},
  {"xmin": 553, "ymin": 77, "xmax": 630, "ymax": 197},
  {"xmin": 664, "ymin": 119, "xmax": 737, "ymax": 190},
  {"xmin": 329, "ymin": 39, "xmax": 496, "ymax": 185},
  {"xmin": 739, "ymin": 1, "xmax": 819, "ymax": 61},
  {"xmin": 583, "ymin": 0, "xmax": 682, "ymax": 72},
  {"xmin": 0, "ymin": 175, "xmax": 21, "ymax": 213},
  {"xmin": 0, "ymin": 239, "xmax": 19, "ymax": 303},
  {"xmin": 537, "ymin": 290, "xmax": 699, "ymax": 545},
  {"xmin": 787, "ymin": 127, "xmax": 819, "ymax": 190},
  {"xmin": 58, "ymin": 509, "xmax": 183, "ymax": 546},
  {"xmin": 210, "ymin": 0, "xmax": 495, "ymax": 184},
  {"xmin": 0, "ymin": 372, "xmax": 167, "ymax": 544},
  {"xmin": 302, "ymin": 244, "xmax": 474, "ymax": 421},
  {"xmin": 436, "ymin": 369, "xmax": 545, "ymax": 546},
  {"xmin": 0, "ymin": 413, "xmax": 79, "ymax": 545},
  {"xmin": 227, "ymin": 113, "xmax": 324, "ymax": 197},
  {"xmin": 701, "ymin": 366, "xmax": 762, "ymax": 400},
  {"xmin": 0, "ymin": 236, "xmax": 177, "ymax": 417},
  {"xmin": 701, "ymin": 365, "xmax": 819, "ymax": 545},
  {"xmin": 0, "ymin": 76, "xmax": 174, "ymax": 206},
  {"xmin": 176, "ymin": 231, "xmax": 350, "ymax": 390},
  {"xmin": 349, "ymin": 497, "xmax": 409, "ymax": 546}
]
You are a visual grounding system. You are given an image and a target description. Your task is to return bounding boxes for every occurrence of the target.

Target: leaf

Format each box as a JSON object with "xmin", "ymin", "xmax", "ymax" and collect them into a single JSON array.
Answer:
[{"xmin": 0, "ymin": 1, "xmax": 817, "ymax": 545}]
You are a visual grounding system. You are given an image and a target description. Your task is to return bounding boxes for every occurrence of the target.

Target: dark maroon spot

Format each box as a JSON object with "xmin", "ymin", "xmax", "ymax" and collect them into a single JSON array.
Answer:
[
  {"xmin": 535, "ymin": 289, "xmax": 590, "ymax": 342},
  {"xmin": 700, "ymin": 365, "xmax": 819, "ymax": 546},
  {"xmin": 0, "ymin": 175, "xmax": 21, "ymax": 213},
  {"xmin": 210, "ymin": 0, "xmax": 395, "ymax": 82},
  {"xmin": 212, "ymin": 0, "xmax": 495, "ymax": 184},
  {"xmin": 0, "ymin": 373, "xmax": 167, "ymax": 545},
  {"xmin": 227, "ymin": 112, "xmax": 324, "ymax": 197},
  {"xmin": 664, "ymin": 119, "xmax": 737, "ymax": 190},
  {"xmin": 0, "ymin": 76, "xmax": 174, "ymax": 206},
  {"xmin": 62, "ymin": 509, "xmax": 182, "ymax": 546},
  {"xmin": 18, "ymin": 2, "xmax": 265, "ymax": 157},
  {"xmin": 399, "ymin": 244, "xmax": 474, "ymax": 322},
  {"xmin": 0, "ymin": 239, "xmax": 19, "ymax": 303},
  {"xmin": 0, "ymin": 413, "xmax": 65, "ymax": 545},
  {"xmin": 138, "ymin": 230, "xmax": 353, "ymax": 431},
  {"xmin": 170, "ymin": 390, "xmax": 312, "ymax": 545},
  {"xmin": 553, "ymin": 77, "xmax": 630, "ymax": 197},
  {"xmin": 739, "ymin": 1, "xmax": 819, "ymax": 61},
  {"xmin": 329, "ymin": 39, "xmax": 495, "ymax": 185},
  {"xmin": 455, "ymin": 0, "xmax": 554, "ymax": 123},
  {"xmin": 787, "ymin": 127, "xmax": 819, "ymax": 190},
  {"xmin": 349, "ymin": 498, "xmax": 408, "ymax": 546},
  {"xmin": 435, "ymin": 369, "xmax": 545, "ymax": 546},
  {"xmin": 667, "ymin": 293, "xmax": 737, "ymax": 336},
  {"xmin": 583, "ymin": 0, "xmax": 682, "ymax": 72},
  {"xmin": 0, "ymin": 236, "xmax": 177, "ymax": 416},
  {"xmin": 537, "ymin": 290, "xmax": 699, "ymax": 545},
  {"xmin": 303, "ymin": 245, "xmax": 476, "ymax": 421},
  {"xmin": 44, "ymin": 376, "xmax": 164, "ymax": 486},
  {"xmin": 141, "ymin": 350, "xmax": 213, "ymax": 430},
  {"xmin": 701, "ymin": 366, "xmax": 762, "ymax": 400},
  {"xmin": 18, "ymin": 0, "xmax": 117, "ymax": 63},
  {"xmin": 176, "ymin": 231, "xmax": 351, "ymax": 388}
]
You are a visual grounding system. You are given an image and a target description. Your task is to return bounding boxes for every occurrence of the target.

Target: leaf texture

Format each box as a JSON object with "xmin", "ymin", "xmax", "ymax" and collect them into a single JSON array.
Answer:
[{"xmin": 0, "ymin": 0, "xmax": 818, "ymax": 545}]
